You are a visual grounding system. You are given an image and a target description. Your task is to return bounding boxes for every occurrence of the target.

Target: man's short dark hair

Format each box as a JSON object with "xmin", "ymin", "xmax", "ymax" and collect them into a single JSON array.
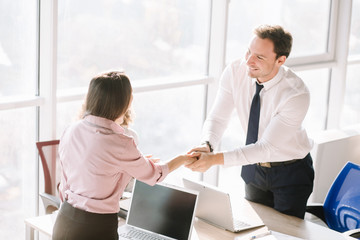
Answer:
[{"xmin": 254, "ymin": 25, "xmax": 293, "ymax": 59}]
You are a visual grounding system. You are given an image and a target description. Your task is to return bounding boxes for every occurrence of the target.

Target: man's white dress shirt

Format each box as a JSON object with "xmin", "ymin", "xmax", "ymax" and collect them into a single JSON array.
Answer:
[{"xmin": 201, "ymin": 59, "xmax": 313, "ymax": 167}]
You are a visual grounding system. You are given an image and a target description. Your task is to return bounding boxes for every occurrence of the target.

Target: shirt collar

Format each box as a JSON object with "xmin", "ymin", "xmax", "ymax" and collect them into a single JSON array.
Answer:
[
  {"xmin": 251, "ymin": 66, "xmax": 285, "ymax": 91},
  {"xmin": 84, "ymin": 115, "xmax": 125, "ymax": 134}
]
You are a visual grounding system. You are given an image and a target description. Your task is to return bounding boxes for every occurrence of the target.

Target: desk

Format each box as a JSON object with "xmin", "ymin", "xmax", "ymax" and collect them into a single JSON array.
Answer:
[
  {"xmin": 248, "ymin": 201, "xmax": 353, "ymax": 240},
  {"xmin": 25, "ymin": 200, "xmax": 353, "ymax": 240},
  {"xmin": 25, "ymin": 213, "xmax": 55, "ymax": 240}
]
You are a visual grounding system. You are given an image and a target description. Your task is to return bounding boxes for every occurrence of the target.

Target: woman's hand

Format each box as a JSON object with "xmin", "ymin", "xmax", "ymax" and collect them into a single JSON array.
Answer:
[
  {"xmin": 167, "ymin": 154, "xmax": 198, "ymax": 173},
  {"xmin": 144, "ymin": 154, "xmax": 160, "ymax": 163},
  {"xmin": 185, "ymin": 152, "xmax": 224, "ymax": 172}
]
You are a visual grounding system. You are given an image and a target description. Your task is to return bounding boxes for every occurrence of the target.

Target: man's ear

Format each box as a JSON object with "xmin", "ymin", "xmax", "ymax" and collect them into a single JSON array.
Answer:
[{"xmin": 277, "ymin": 55, "xmax": 286, "ymax": 65}]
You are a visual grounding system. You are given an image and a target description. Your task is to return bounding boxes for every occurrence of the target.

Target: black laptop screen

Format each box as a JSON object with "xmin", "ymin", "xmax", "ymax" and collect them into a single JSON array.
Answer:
[{"xmin": 127, "ymin": 181, "xmax": 197, "ymax": 240}]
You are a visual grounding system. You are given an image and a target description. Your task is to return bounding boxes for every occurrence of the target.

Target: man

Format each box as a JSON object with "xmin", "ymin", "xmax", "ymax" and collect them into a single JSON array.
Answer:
[{"xmin": 187, "ymin": 25, "xmax": 314, "ymax": 219}]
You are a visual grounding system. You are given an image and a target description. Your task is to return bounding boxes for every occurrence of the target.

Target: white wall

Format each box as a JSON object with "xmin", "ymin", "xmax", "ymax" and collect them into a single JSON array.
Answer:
[{"xmin": 309, "ymin": 124, "xmax": 360, "ymax": 203}]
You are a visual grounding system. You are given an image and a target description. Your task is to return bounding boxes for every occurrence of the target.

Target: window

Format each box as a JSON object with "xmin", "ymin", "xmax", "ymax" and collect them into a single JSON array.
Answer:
[
  {"xmin": 341, "ymin": 64, "xmax": 360, "ymax": 127},
  {"xmin": 57, "ymin": 0, "xmax": 211, "ymax": 91},
  {"xmin": 0, "ymin": 1, "xmax": 38, "ymax": 239},
  {"xmin": 56, "ymin": 1, "xmax": 211, "ymax": 185},
  {"xmin": 341, "ymin": 0, "xmax": 360, "ymax": 127},
  {"xmin": 0, "ymin": 1, "xmax": 37, "ymax": 97},
  {"xmin": 226, "ymin": 0, "xmax": 332, "ymax": 63},
  {"xmin": 0, "ymin": 109, "xmax": 37, "ymax": 239},
  {"xmin": 132, "ymin": 86, "xmax": 204, "ymax": 184},
  {"xmin": 348, "ymin": 0, "xmax": 360, "ymax": 58},
  {"xmin": 218, "ymin": 111, "xmax": 244, "ymax": 194},
  {"xmin": 297, "ymin": 68, "xmax": 330, "ymax": 133},
  {"xmin": 57, "ymin": 100, "xmax": 84, "ymax": 135}
]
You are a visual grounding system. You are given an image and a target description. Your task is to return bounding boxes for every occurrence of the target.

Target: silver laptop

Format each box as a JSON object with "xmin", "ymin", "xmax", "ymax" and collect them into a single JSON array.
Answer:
[
  {"xmin": 182, "ymin": 178, "xmax": 264, "ymax": 233},
  {"xmin": 118, "ymin": 180, "xmax": 199, "ymax": 240}
]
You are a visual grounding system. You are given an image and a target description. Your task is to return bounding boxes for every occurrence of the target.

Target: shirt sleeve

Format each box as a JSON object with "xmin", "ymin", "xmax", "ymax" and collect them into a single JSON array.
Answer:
[
  {"xmin": 121, "ymin": 139, "xmax": 169, "ymax": 185},
  {"xmin": 223, "ymin": 91, "xmax": 313, "ymax": 166},
  {"xmin": 201, "ymin": 63, "xmax": 235, "ymax": 148}
]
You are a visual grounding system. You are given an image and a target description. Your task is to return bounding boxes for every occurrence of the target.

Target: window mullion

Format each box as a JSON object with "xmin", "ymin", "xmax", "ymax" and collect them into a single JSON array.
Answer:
[
  {"xmin": 326, "ymin": 0, "xmax": 352, "ymax": 129},
  {"xmin": 203, "ymin": 0, "xmax": 230, "ymax": 186},
  {"xmin": 38, "ymin": 0, "xmax": 58, "ymax": 141}
]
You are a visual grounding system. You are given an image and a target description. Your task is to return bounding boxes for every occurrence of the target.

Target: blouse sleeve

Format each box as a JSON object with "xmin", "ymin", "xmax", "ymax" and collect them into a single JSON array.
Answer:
[{"xmin": 121, "ymin": 138, "xmax": 169, "ymax": 186}]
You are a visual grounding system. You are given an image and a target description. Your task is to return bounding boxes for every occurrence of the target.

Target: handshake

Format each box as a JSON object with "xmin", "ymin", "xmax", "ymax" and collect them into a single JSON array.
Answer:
[
  {"xmin": 148, "ymin": 142, "xmax": 223, "ymax": 174},
  {"xmin": 178, "ymin": 143, "xmax": 223, "ymax": 173}
]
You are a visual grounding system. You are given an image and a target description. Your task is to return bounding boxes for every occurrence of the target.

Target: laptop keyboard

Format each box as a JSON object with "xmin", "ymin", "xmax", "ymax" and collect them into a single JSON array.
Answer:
[
  {"xmin": 119, "ymin": 228, "xmax": 165, "ymax": 240},
  {"xmin": 234, "ymin": 218, "xmax": 251, "ymax": 230}
]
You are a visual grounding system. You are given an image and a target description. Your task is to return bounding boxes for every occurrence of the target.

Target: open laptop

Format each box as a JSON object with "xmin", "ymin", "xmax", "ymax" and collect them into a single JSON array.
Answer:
[
  {"xmin": 118, "ymin": 180, "xmax": 199, "ymax": 240},
  {"xmin": 182, "ymin": 178, "xmax": 264, "ymax": 233}
]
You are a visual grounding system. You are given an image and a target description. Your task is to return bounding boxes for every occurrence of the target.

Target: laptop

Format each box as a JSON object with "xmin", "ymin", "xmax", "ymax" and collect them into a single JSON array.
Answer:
[
  {"xmin": 182, "ymin": 178, "xmax": 264, "ymax": 233},
  {"xmin": 118, "ymin": 180, "xmax": 199, "ymax": 240}
]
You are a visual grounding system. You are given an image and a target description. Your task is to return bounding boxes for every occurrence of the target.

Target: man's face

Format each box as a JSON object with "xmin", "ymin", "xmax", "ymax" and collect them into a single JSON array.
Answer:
[{"xmin": 245, "ymin": 36, "xmax": 285, "ymax": 83}]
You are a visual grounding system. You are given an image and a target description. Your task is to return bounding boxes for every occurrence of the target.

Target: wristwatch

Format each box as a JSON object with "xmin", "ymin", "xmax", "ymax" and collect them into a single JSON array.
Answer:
[{"xmin": 203, "ymin": 141, "xmax": 213, "ymax": 152}]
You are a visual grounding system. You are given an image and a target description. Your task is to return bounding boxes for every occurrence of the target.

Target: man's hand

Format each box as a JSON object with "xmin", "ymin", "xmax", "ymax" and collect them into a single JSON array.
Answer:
[
  {"xmin": 185, "ymin": 152, "xmax": 223, "ymax": 172},
  {"xmin": 183, "ymin": 154, "xmax": 199, "ymax": 165},
  {"xmin": 187, "ymin": 143, "xmax": 210, "ymax": 154}
]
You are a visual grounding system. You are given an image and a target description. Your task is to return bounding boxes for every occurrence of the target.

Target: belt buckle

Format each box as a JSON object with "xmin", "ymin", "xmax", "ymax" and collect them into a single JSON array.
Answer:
[{"xmin": 259, "ymin": 162, "xmax": 271, "ymax": 168}]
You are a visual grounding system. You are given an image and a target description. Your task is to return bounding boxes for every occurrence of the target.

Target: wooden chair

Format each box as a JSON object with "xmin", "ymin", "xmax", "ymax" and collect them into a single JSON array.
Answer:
[{"xmin": 36, "ymin": 140, "xmax": 61, "ymax": 214}]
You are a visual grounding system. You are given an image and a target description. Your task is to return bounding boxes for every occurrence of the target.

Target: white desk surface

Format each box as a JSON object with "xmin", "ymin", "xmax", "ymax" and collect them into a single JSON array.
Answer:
[{"xmin": 25, "ymin": 198, "xmax": 354, "ymax": 240}]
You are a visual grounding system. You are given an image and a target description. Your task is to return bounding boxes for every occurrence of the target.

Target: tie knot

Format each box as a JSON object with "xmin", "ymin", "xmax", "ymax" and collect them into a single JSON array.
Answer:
[{"xmin": 256, "ymin": 82, "xmax": 264, "ymax": 94}]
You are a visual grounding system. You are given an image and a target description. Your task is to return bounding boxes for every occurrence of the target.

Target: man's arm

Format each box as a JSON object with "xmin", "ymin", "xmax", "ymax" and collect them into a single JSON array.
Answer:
[
  {"xmin": 225, "ymin": 92, "xmax": 313, "ymax": 166},
  {"xmin": 188, "ymin": 91, "xmax": 312, "ymax": 171},
  {"xmin": 191, "ymin": 63, "xmax": 236, "ymax": 154}
]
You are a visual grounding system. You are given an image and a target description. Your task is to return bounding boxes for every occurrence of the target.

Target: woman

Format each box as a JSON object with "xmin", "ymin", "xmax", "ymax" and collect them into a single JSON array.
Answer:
[{"xmin": 52, "ymin": 71, "xmax": 195, "ymax": 240}]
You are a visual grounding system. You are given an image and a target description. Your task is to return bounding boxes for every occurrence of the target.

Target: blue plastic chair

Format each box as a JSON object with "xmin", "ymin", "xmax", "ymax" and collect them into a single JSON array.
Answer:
[{"xmin": 307, "ymin": 161, "xmax": 360, "ymax": 238}]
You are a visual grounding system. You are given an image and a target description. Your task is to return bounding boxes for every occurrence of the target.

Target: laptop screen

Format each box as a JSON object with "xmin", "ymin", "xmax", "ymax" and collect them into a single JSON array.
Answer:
[{"xmin": 127, "ymin": 180, "xmax": 198, "ymax": 240}]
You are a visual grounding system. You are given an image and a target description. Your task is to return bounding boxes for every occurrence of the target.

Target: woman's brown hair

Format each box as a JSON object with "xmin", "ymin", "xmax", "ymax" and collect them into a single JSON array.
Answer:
[{"xmin": 84, "ymin": 71, "xmax": 132, "ymax": 121}]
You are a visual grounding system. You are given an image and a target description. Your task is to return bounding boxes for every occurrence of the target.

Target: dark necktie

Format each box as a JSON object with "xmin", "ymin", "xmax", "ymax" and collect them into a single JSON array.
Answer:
[
  {"xmin": 245, "ymin": 82, "xmax": 264, "ymax": 145},
  {"xmin": 241, "ymin": 82, "xmax": 264, "ymax": 183}
]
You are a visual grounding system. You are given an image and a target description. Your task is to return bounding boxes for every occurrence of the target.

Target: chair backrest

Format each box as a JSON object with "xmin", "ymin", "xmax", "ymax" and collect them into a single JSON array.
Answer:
[
  {"xmin": 323, "ymin": 161, "xmax": 360, "ymax": 232},
  {"xmin": 36, "ymin": 140, "xmax": 60, "ymax": 197}
]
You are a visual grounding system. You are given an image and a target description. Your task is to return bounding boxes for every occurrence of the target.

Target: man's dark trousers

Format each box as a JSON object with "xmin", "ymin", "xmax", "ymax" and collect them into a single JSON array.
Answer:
[{"xmin": 241, "ymin": 153, "xmax": 314, "ymax": 219}]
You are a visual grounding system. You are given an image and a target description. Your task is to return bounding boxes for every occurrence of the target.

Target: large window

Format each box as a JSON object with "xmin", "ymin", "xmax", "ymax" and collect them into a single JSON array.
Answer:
[
  {"xmin": 341, "ymin": 0, "xmax": 360, "ymax": 127},
  {"xmin": 0, "ymin": 2, "xmax": 37, "ymax": 97},
  {"xmin": 342, "ymin": 64, "xmax": 360, "ymax": 126},
  {"xmin": 0, "ymin": 1, "xmax": 38, "ymax": 239},
  {"xmin": 57, "ymin": 0, "xmax": 210, "ymax": 91},
  {"xmin": 226, "ymin": 0, "xmax": 332, "ymax": 63},
  {"xmin": 56, "ymin": 0, "xmax": 211, "ymax": 186},
  {"xmin": 132, "ymin": 86, "xmax": 205, "ymax": 183},
  {"xmin": 298, "ymin": 68, "xmax": 331, "ymax": 133},
  {"xmin": 0, "ymin": 109, "xmax": 37, "ymax": 239},
  {"xmin": 348, "ymin": 0, "xmax": 360, "ymax": 58}
]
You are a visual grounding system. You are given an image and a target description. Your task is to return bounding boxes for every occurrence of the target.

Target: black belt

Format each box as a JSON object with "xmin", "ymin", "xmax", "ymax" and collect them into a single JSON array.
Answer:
[{"xmin": 257, "ymin": 159, "xmax": 300, "ymax": 168}]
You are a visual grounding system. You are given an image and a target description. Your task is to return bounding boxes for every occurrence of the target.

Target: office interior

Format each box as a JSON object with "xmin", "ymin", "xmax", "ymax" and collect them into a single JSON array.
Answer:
[{"xmin": 1, "ymin": 0, "xmax": 360, "ymax": 239}]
